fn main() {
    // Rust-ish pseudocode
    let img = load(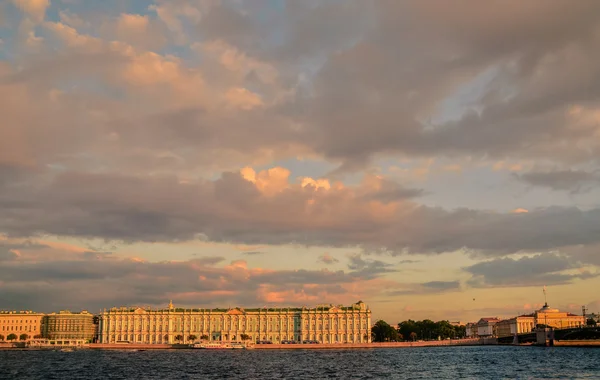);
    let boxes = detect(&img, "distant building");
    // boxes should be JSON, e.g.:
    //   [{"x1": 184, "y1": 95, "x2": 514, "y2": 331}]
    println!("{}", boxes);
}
[
  {"x1": 42, "y1": 310, "x2": 97, "y2": 342},
  {"x1": 535, "y1": 303, "x2": 584, "y2": 329},
  {"x1": 496, "y1": 315, "x2": 535, "y2": 338},
  {"x1": 475, "y1": 317, "x2": 501, "y2": 337},
  {"x1": 0, "y1": 311, "x2": 44, "y2": 340},
  {"x1": 99, "y1": 301, "x2": 372, "y2": 344},
  {"x1": 465, "y1": 322, "x2": 477, "y2": 338}
]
